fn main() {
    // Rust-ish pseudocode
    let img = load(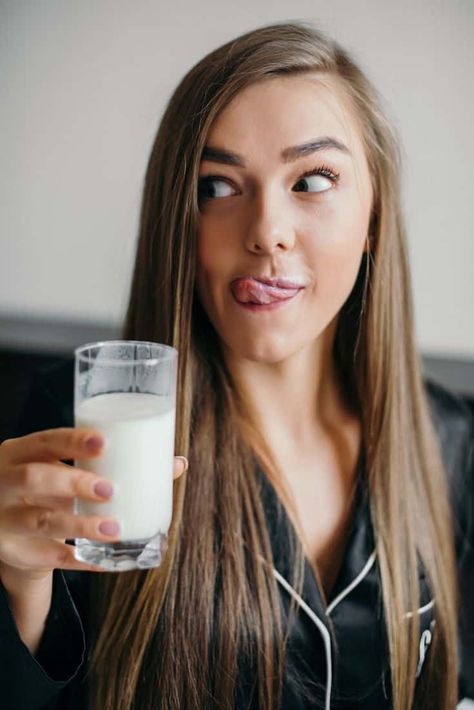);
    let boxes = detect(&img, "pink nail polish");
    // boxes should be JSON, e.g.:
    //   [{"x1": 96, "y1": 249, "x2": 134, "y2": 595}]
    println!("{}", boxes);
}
[
  {"x1": 94, "y1": 481, "x2": 114, "y2": 498},
  {"x1": 85, "y1": 436, "x2": 104, "y2": 453},
  {"x1": 98, "y1": 520, "x2": 120, "y2": 536}
]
